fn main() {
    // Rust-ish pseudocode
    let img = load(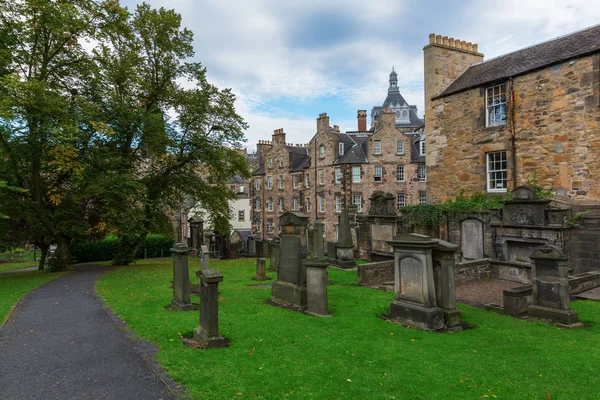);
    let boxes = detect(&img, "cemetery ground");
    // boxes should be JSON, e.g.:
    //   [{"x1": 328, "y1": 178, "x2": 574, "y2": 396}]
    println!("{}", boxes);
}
[{"x1": 95, "y1": 257, "x2": 600, "y2": 400}]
